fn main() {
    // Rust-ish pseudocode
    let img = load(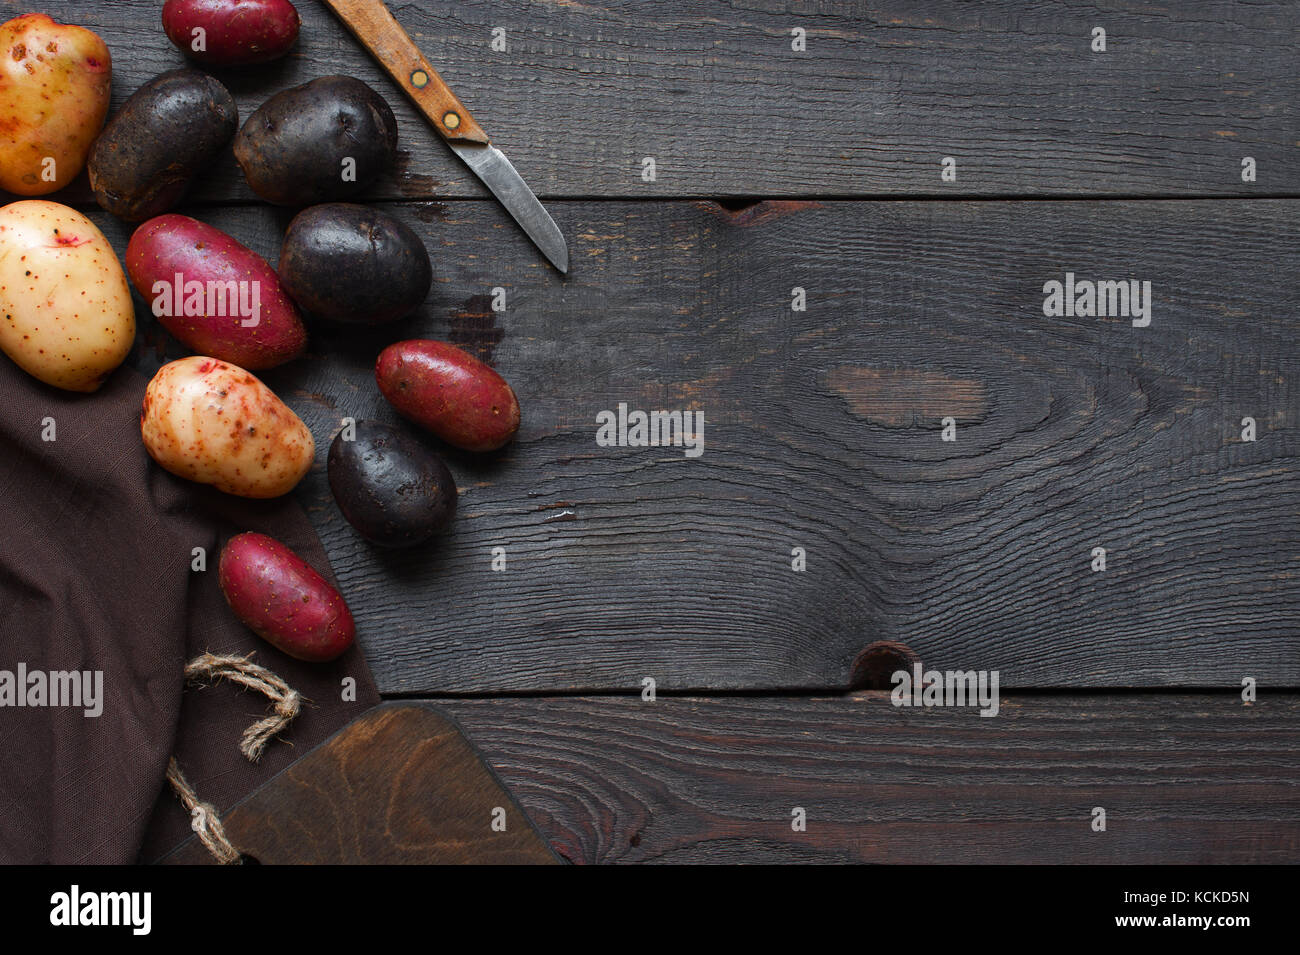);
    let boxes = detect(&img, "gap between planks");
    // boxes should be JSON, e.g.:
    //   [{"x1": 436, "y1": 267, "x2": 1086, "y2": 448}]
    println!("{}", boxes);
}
[{"x1": 378, "y1": 687, "x2": 1298, "y2": 701}]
